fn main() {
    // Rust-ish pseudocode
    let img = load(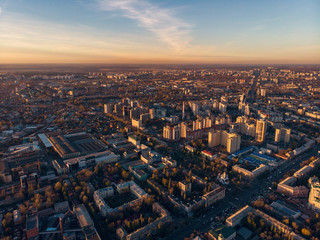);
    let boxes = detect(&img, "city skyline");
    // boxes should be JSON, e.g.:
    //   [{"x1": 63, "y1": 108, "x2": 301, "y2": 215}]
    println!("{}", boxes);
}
[{"x1": 0, "y1": 0, "x2": 319, "y2": 64}]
